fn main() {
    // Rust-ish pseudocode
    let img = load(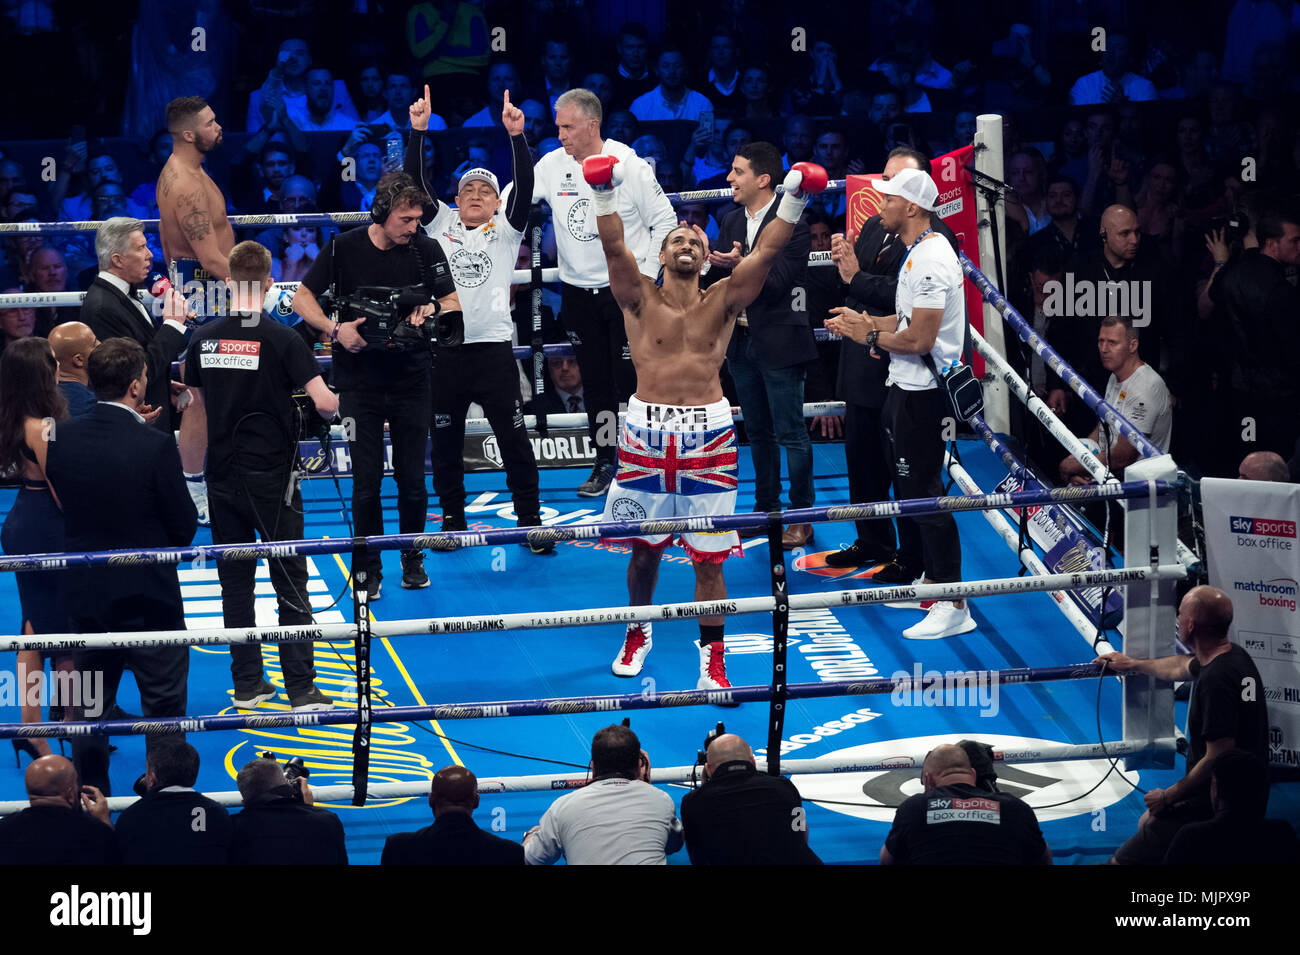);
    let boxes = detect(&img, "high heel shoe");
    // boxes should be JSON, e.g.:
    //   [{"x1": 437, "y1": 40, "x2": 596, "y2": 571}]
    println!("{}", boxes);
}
[{"x1": 11, "y1": 739, "x2": 41, "y2": 766}]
